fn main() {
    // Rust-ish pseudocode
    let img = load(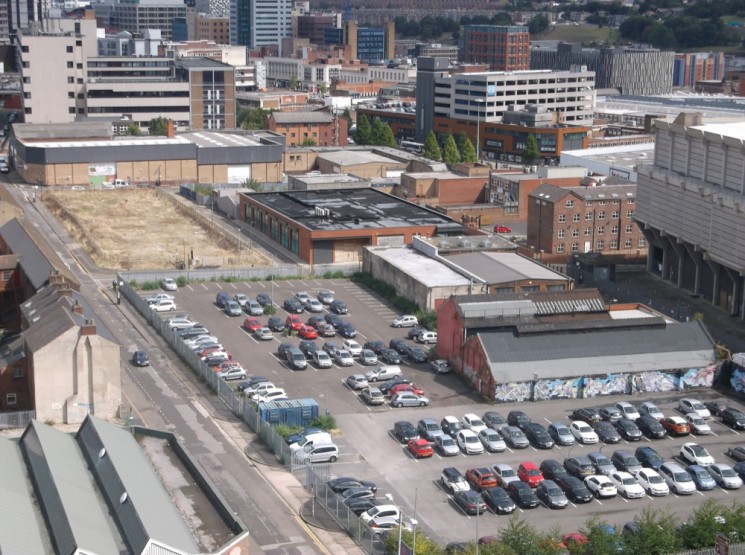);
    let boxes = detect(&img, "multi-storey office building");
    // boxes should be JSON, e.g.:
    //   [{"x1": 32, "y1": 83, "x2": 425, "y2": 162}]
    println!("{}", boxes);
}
[
  {"x1": 229, "y1": 0, "x2": 292, "y2": 49},
  {"x1": 296, "y1": 13, "x2": 341, "y2": 44},
  {"x1": 672, "y1": 52, "x2": 725, "y2": 89},
  {"x1": 112, "y1": 0, "x2": 189, "y2": 41},
  {"x1": 461, "y1": 25, "x2": 530, "y2": 71}
]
